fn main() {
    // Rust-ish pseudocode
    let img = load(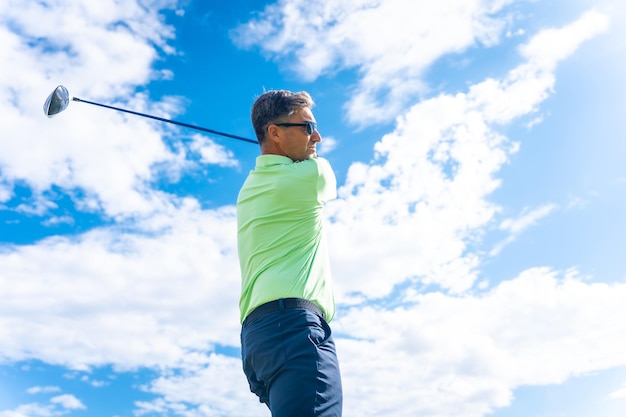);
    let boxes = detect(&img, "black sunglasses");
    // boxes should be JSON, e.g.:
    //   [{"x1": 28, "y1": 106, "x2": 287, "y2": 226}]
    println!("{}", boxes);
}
[{"x1": 274, "y1": 121, "x2": 317, "y2": 135}]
